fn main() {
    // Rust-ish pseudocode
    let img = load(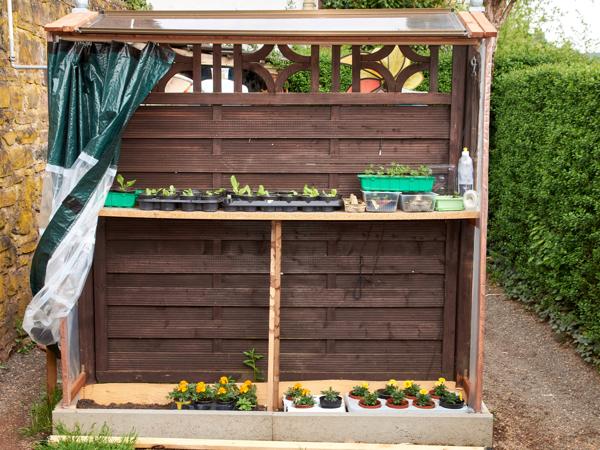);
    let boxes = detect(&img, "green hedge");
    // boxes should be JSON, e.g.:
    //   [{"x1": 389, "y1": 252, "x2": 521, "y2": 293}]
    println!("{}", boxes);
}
[{"x1": 489, "y1": 61, "x2": 600, "y2": 366}]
